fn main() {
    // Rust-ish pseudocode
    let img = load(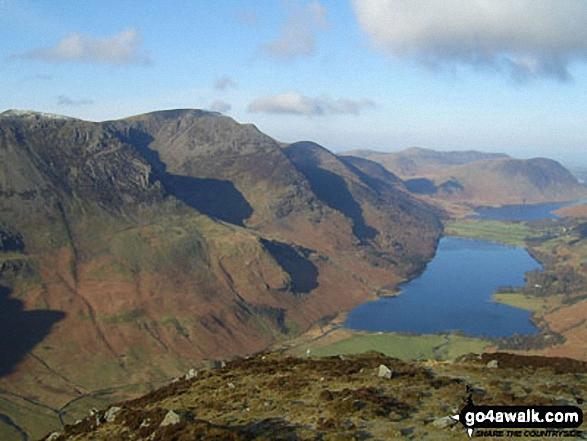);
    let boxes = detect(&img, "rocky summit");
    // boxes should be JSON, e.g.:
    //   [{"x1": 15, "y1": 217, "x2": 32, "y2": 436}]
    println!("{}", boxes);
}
[{"x1": 40, "y1": 351, "x2": 587, "y2": 440}]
